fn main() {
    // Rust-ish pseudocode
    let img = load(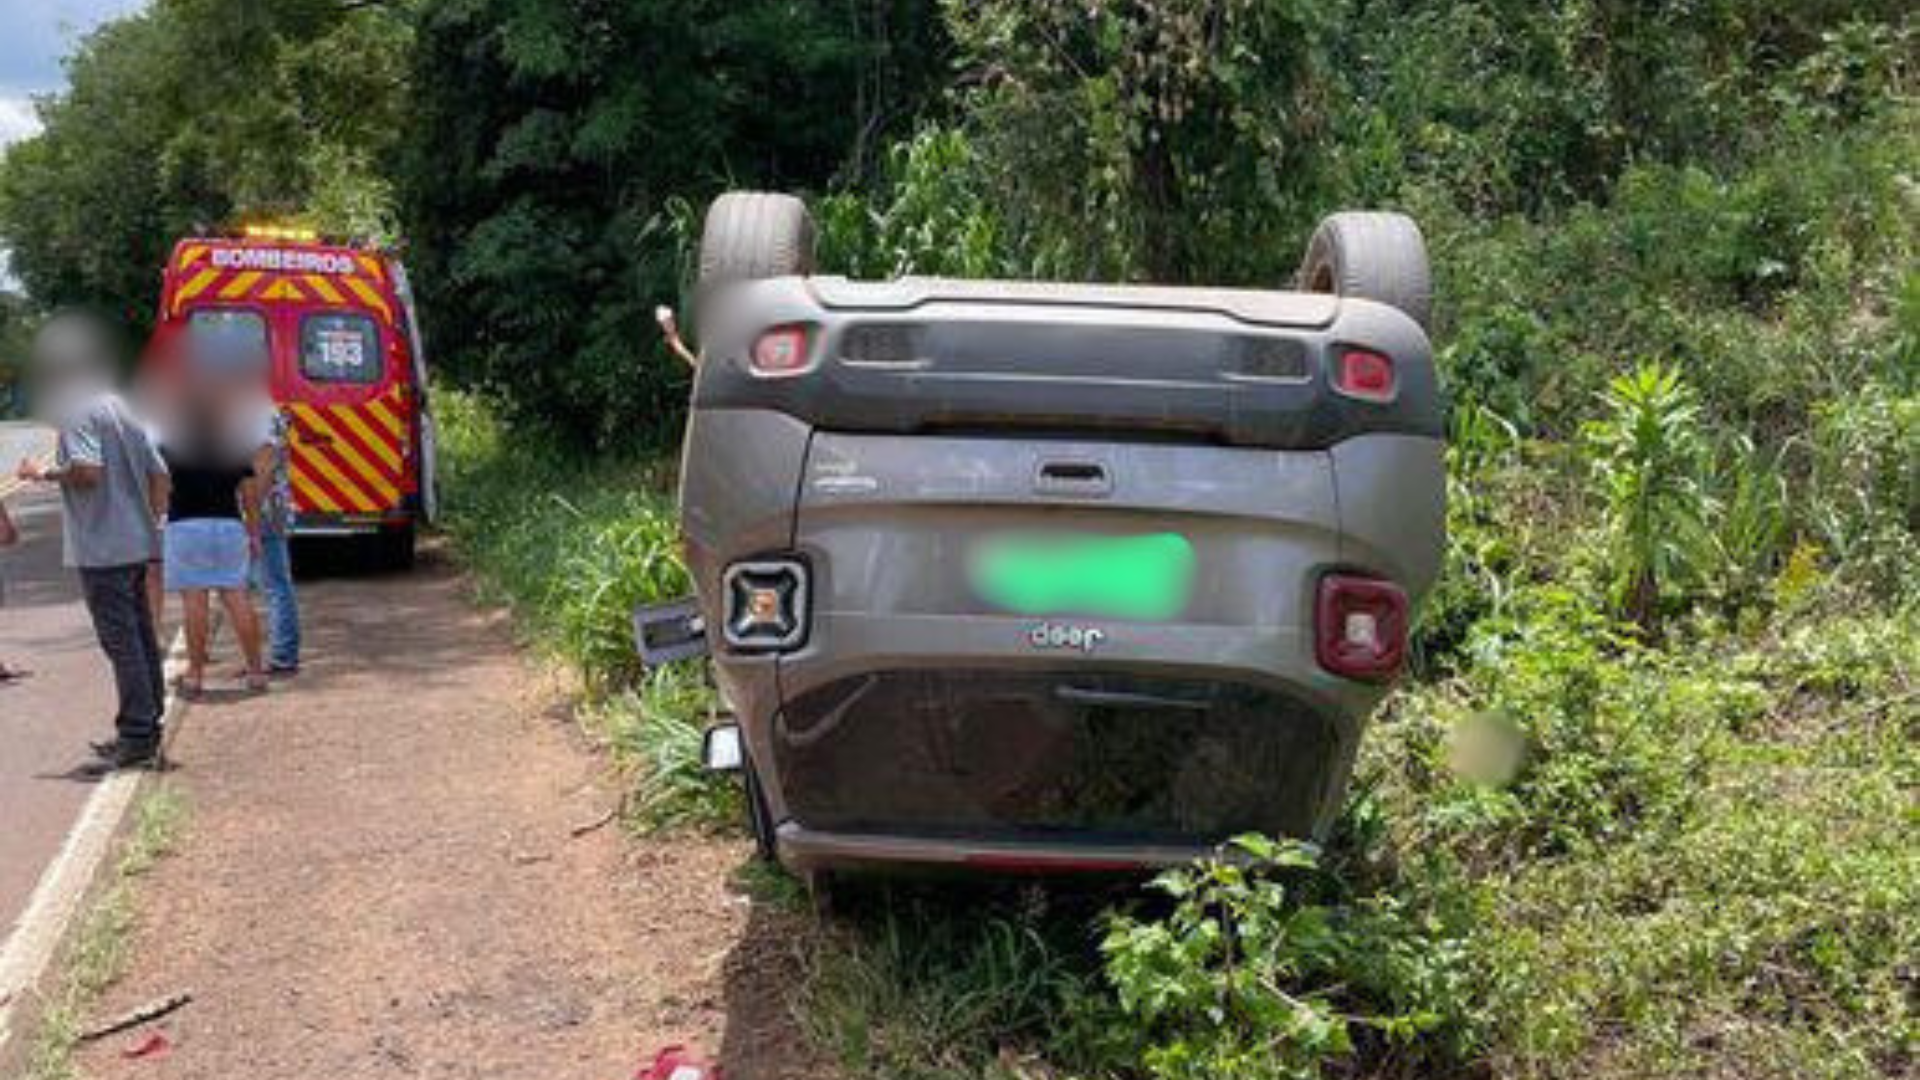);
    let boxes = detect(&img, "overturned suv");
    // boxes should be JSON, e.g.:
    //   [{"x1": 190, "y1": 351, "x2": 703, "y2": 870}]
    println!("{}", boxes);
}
[{"x1": 640, "y1": 191, "x2": 1445, "y2": 887}]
